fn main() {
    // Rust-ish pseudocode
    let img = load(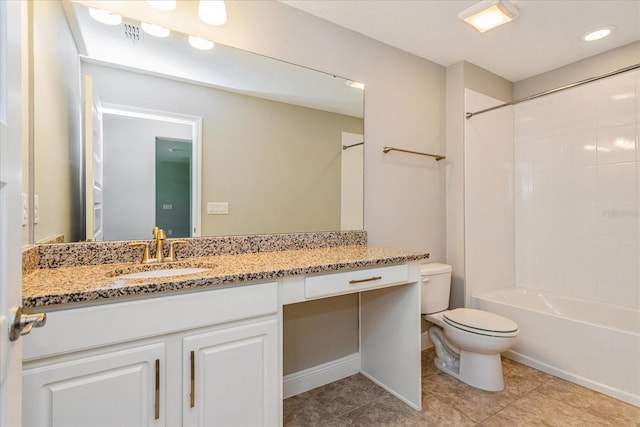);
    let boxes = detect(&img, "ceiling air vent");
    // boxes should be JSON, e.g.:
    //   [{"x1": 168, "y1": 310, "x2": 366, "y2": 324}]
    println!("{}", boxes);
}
[{"x1": 123, "y1": 23, "x2": 143, "y2": 43}]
